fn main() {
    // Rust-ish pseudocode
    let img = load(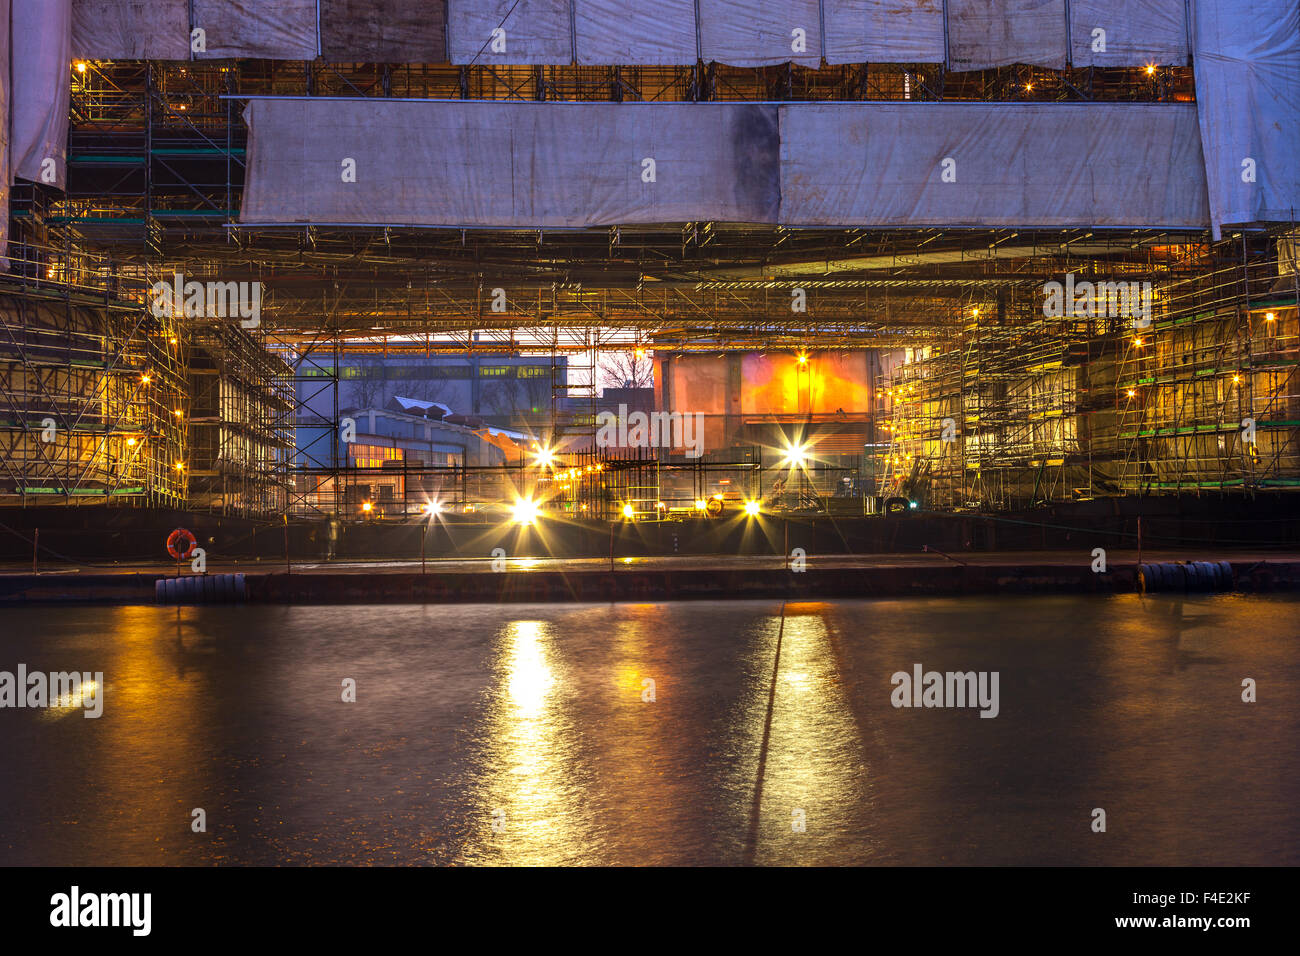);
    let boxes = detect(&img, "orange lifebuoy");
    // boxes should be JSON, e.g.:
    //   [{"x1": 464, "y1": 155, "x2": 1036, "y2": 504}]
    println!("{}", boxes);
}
[{"x1": 167, "y1": 527, "x2": 197, "y2": 561}]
